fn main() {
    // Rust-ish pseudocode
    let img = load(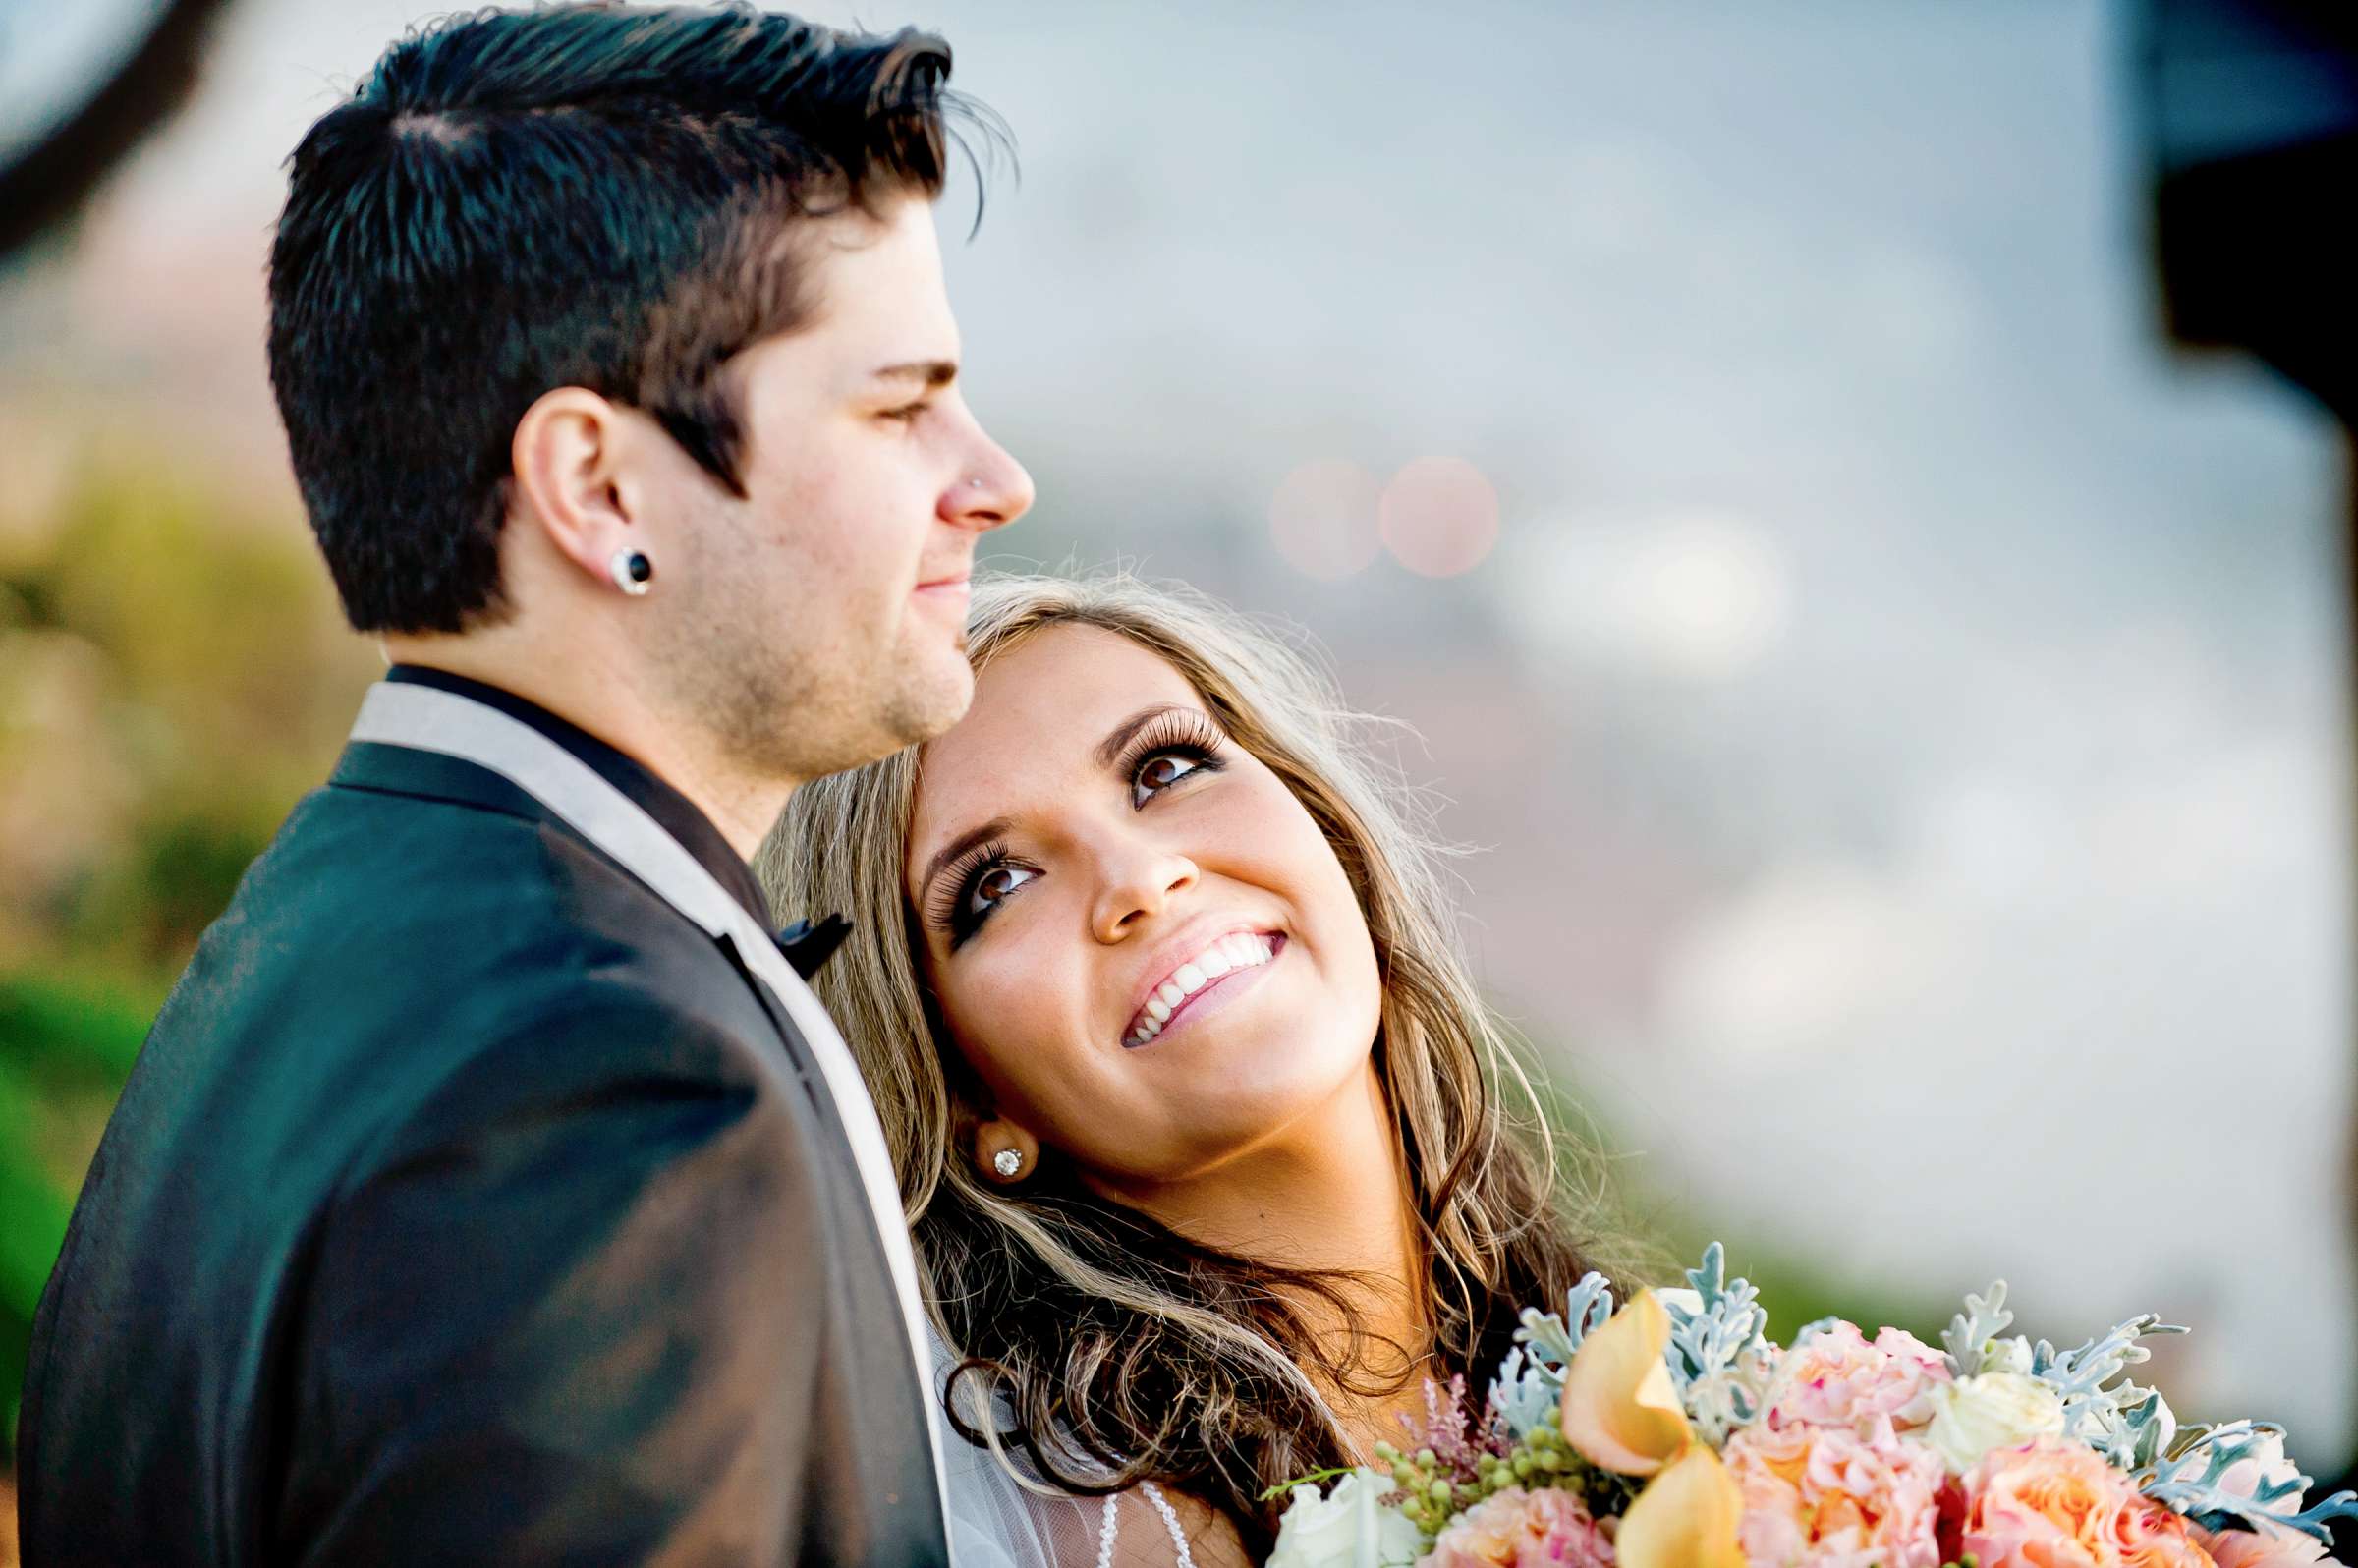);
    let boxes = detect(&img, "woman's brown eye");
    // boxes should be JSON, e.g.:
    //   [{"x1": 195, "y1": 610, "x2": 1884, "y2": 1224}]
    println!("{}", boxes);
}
[
  {"x1": 1131, "y1": 752, "x2": 1207, "y2": 809},
  {"x1": 975, "y1": 866, "x2": 1032, "y2": 907}
]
